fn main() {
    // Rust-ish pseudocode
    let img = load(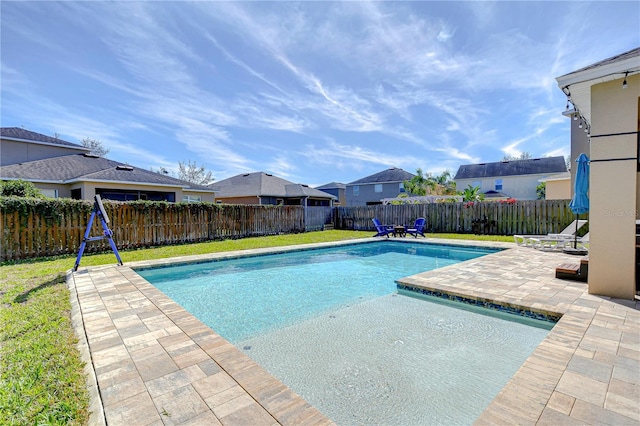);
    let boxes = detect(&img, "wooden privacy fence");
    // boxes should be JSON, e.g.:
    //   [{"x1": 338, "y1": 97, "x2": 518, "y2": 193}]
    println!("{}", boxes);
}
[
  {"x1": 335, "y1": 200, "x2": 580, "y2": 236},
  {"x1": 0, "y1": 199, "x2": 305, "y2": 261},
  {"x1": 1, "y1": 198, "x2": 581, "y2": 261},
  {"x1": 304, "y1": 206, "x2": 334, "y2": 231}
]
